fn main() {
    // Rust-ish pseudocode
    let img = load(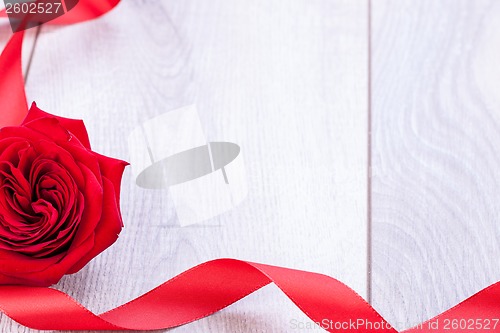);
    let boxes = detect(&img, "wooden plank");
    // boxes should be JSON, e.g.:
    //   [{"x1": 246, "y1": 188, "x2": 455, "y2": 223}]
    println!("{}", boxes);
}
[
  {"x1": 372, "y1": 0, "x2": 500, "y2": 329},
  {"x1": 15, "y1": 1, "x2": 367, "y2": 332}
]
